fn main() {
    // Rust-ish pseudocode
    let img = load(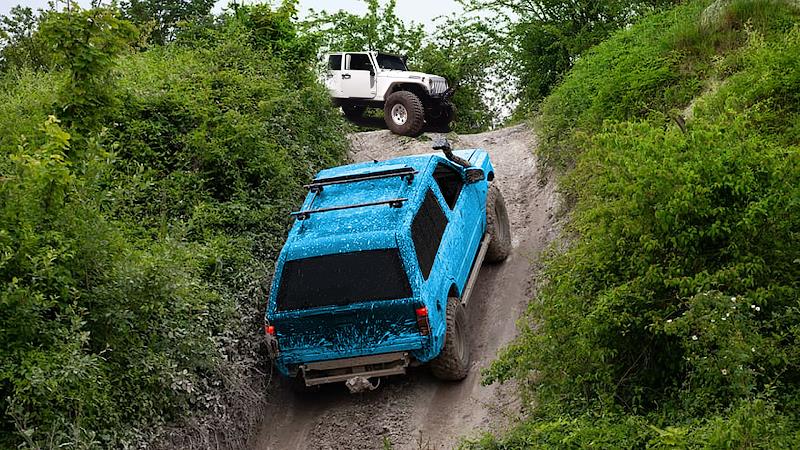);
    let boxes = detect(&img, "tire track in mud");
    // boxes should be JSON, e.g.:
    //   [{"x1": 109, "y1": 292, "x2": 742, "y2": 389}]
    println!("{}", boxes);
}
[{"x1": 250, "y1": 124, "x2": 559, "y2": 450}]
